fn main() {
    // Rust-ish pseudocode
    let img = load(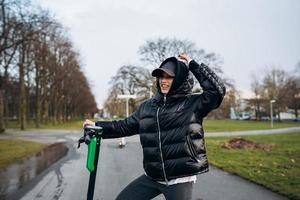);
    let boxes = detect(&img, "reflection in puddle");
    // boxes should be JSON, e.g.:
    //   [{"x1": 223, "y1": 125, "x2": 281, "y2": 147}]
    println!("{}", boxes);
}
[{"x1": 0, "y1": 142, "x2": 68, "y2": 200}]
